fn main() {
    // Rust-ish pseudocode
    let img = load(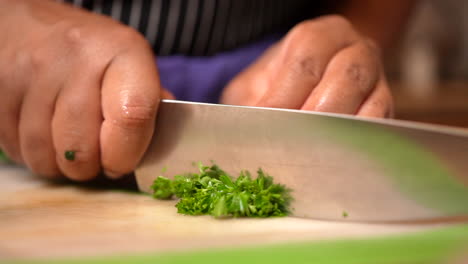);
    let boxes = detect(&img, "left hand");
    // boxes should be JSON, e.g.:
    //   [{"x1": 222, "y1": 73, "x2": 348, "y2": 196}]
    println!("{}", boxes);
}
[{"x1": 221, "y1": 15, "x2": 393, "y2": 118}]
